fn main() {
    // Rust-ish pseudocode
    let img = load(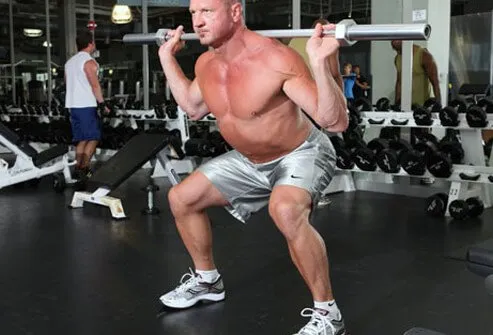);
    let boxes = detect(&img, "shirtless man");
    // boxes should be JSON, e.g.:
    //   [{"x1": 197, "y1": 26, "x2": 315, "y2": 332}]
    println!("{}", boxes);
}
[{"x1": 158, "y1": 0, "x2": 348, "y2": 334}]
